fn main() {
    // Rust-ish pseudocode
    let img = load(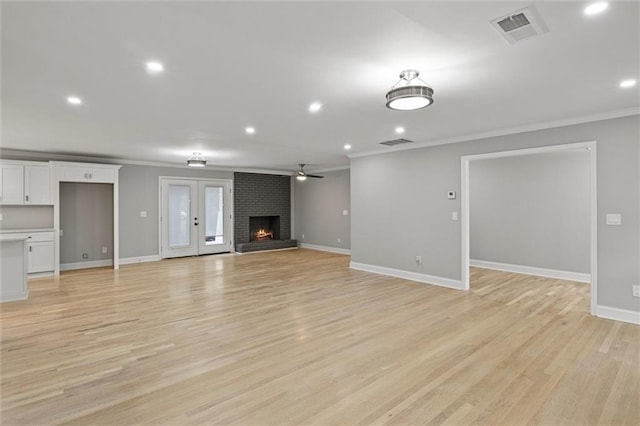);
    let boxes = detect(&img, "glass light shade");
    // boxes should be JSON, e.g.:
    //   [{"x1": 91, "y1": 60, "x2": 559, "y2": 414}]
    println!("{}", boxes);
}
[
  {"x1": 187, "y1": 152, "x2": 206, "y2": 167},
  {"x1": 296, "y1": 175, "x2": 307, "y2": 181}
]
